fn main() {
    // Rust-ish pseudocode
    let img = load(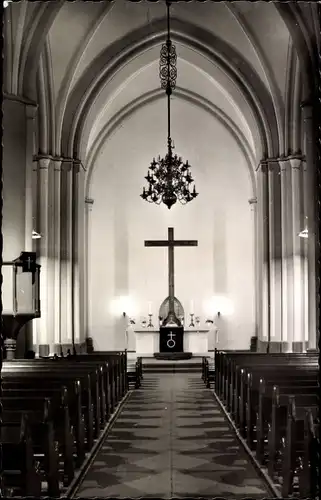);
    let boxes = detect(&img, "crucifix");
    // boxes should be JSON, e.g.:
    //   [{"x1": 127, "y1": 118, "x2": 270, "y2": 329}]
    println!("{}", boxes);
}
[{"x1": 145, "y1": 227, "x2": 198, "y2": 326}]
